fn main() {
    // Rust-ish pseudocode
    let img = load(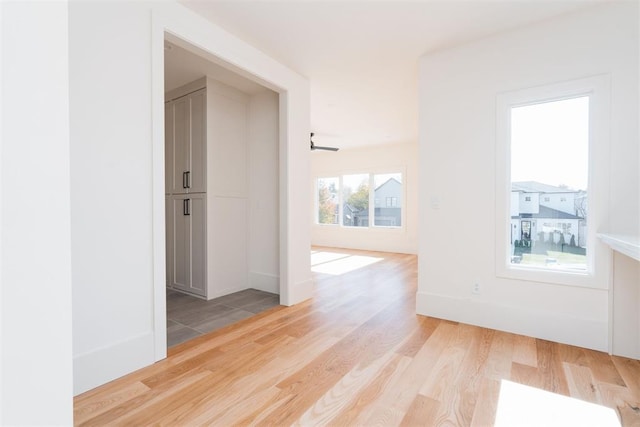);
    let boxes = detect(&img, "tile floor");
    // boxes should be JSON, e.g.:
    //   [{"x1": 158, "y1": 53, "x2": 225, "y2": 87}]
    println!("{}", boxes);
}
[{"x1": 166, "y1": 288, "x2": 280, "y2": 347}]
